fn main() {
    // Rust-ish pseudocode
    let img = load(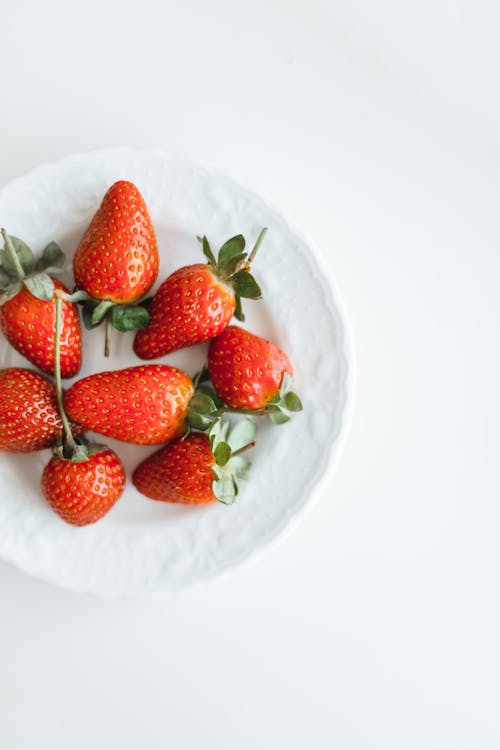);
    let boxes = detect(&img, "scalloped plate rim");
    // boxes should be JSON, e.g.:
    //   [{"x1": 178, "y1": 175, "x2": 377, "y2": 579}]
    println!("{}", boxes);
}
[{"x1": 0, "y1": 147, "x2": 355, "y2": 597}]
